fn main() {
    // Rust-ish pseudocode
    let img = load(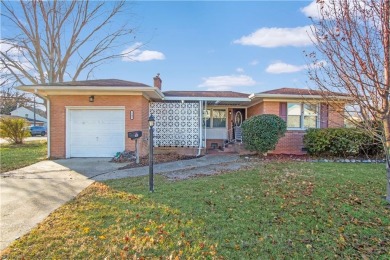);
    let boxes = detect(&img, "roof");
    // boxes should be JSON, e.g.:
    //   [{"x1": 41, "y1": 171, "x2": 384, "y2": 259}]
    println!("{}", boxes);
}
[
  {"x1": 0, "y1": 114, "x2": 43, "y2": 122},
  {"x1": 258, "y1": 87, "x2": 348, "y2": 97},
  {"x1": 17, "y1": 79, "x2": 164, "y2": 100},
  {"x1": 249, "y1": 87, "x2": 350, "y2": 101},
  {"x1": 163, "y1": 91, "x2": 249, "y2": 98},
  {"x1": 29, "y1": 79, "x2": 150, "y2": 88}
]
